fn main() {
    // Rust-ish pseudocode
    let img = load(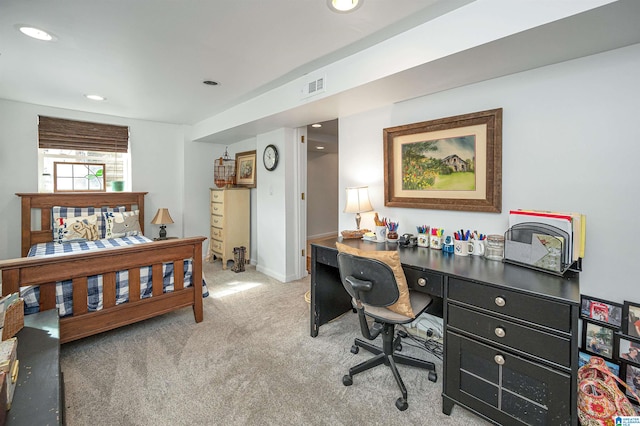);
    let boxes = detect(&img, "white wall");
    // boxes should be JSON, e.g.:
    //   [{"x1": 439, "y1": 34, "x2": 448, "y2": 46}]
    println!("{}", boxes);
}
[
  {"x1": 0, "y1": 99, "x2": 187, "y2": 260},
  {"x1": 307, "y1": 151, "x2": 338, "y2": 239},
  {"x1": 339, "y1": 43, "x2": 640, "y2": 303}
]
